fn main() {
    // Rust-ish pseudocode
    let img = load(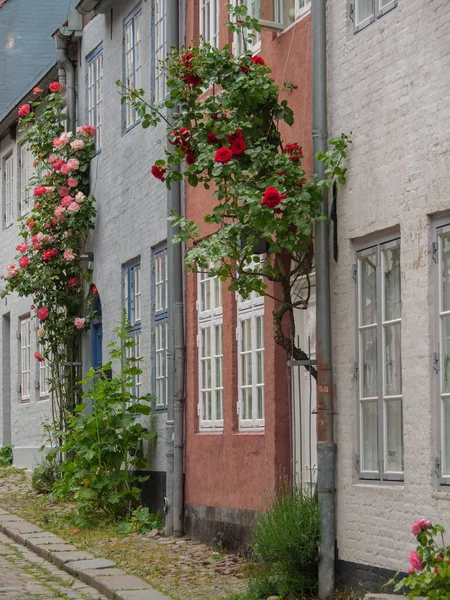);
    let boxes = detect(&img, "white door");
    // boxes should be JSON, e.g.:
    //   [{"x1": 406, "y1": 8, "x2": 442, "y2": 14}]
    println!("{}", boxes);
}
[{"x1": 291, "y1": 282, "x2": 317, "y2": 492}]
